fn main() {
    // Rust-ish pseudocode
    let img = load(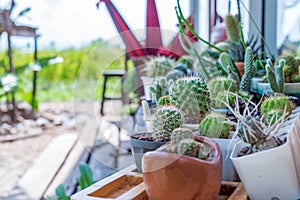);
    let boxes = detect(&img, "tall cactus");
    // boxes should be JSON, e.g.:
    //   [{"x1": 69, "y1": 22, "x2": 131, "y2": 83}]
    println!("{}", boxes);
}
[
  {"x1": 266, "y1": 59, "x2": 284, "y2": 93},
  {"x1": 239, "y1": 47, "x2": 255, "y2": 92},
  {"x1": 225, "y1": 14, "x2": 240, "y2": 43}
]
